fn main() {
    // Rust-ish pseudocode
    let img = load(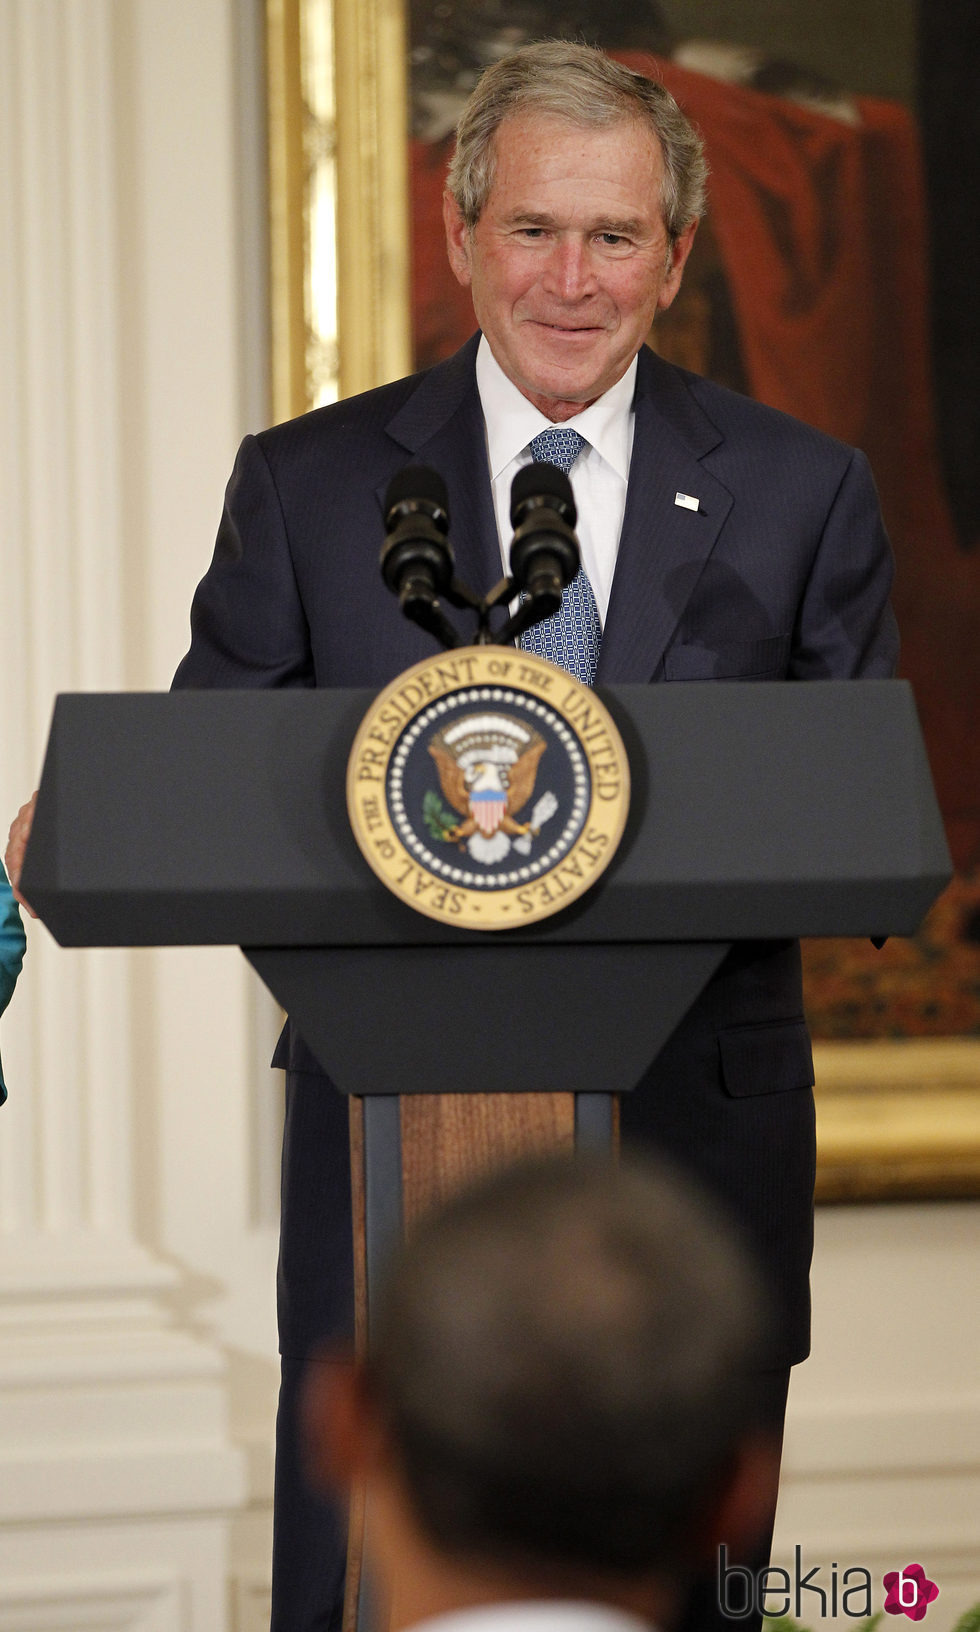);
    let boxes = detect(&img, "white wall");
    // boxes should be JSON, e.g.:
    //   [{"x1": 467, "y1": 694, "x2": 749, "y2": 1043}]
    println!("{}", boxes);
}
[{"x1": 0, "y1": 3, "x2": 977, "y2": 1628}]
